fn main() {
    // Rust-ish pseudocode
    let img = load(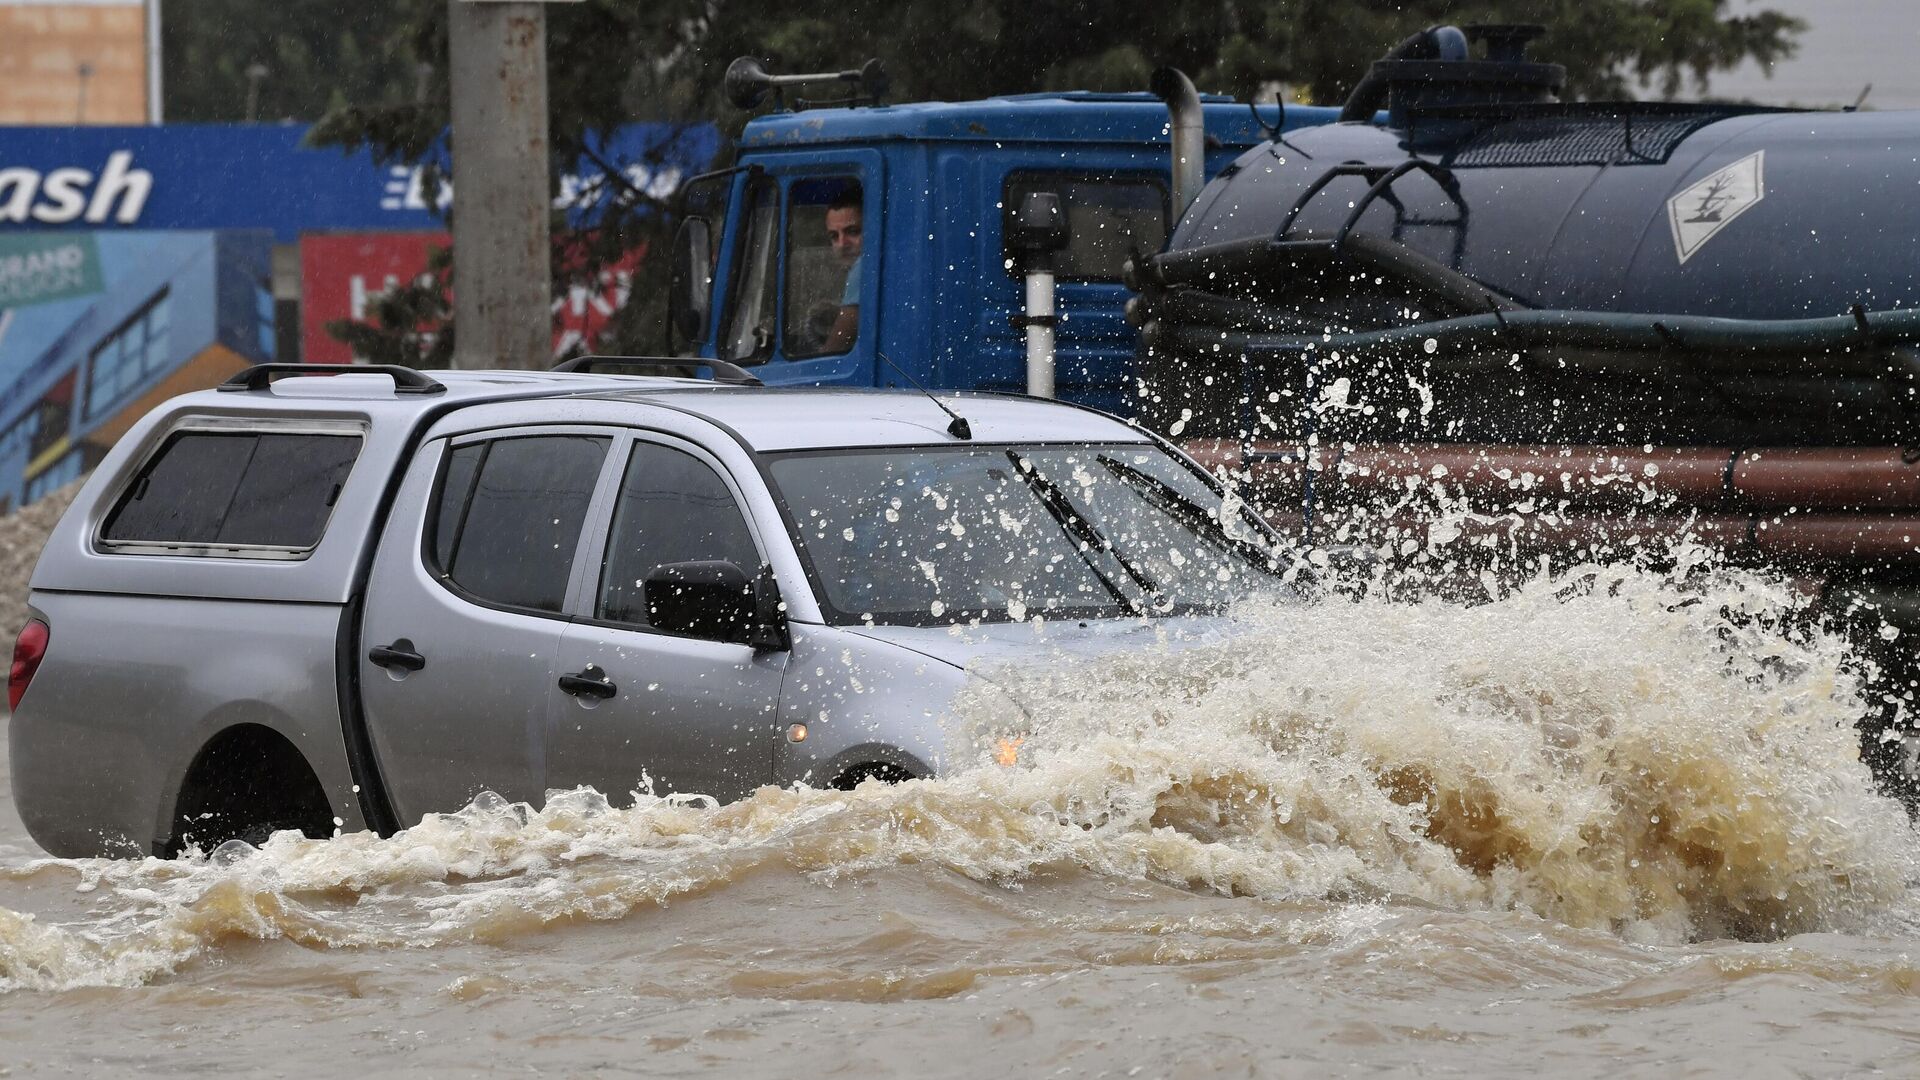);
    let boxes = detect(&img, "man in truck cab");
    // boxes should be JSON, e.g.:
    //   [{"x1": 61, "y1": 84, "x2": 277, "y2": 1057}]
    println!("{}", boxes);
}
[
  {"x1": 823, "y1": 189, "x2": 863, "y2": 352},
  {"x1": 790, "y1": 181, "x2": 863, "y2": 357}
]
